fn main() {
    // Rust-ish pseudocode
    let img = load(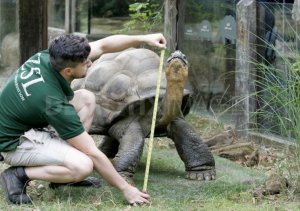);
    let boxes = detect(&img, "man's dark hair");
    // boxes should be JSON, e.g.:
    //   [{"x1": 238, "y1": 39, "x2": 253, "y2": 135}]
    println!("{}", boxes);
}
[{"x1": 49, "y1": 34, "x2": 91, "y2": 71}]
